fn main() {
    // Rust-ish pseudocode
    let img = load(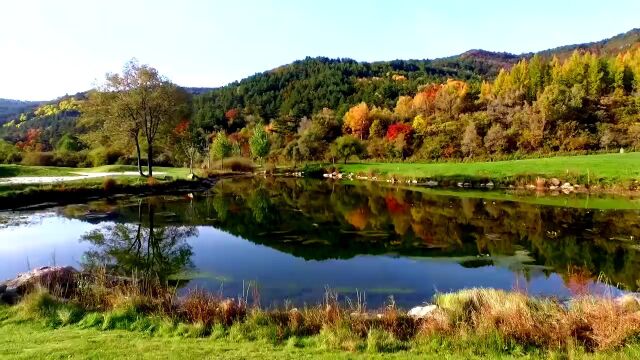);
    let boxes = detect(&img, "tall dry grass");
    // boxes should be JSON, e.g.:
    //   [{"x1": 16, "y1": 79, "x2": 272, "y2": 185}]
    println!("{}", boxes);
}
[{"x1": 9, "y1": 272, "x2": 640, "y2": 353}]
